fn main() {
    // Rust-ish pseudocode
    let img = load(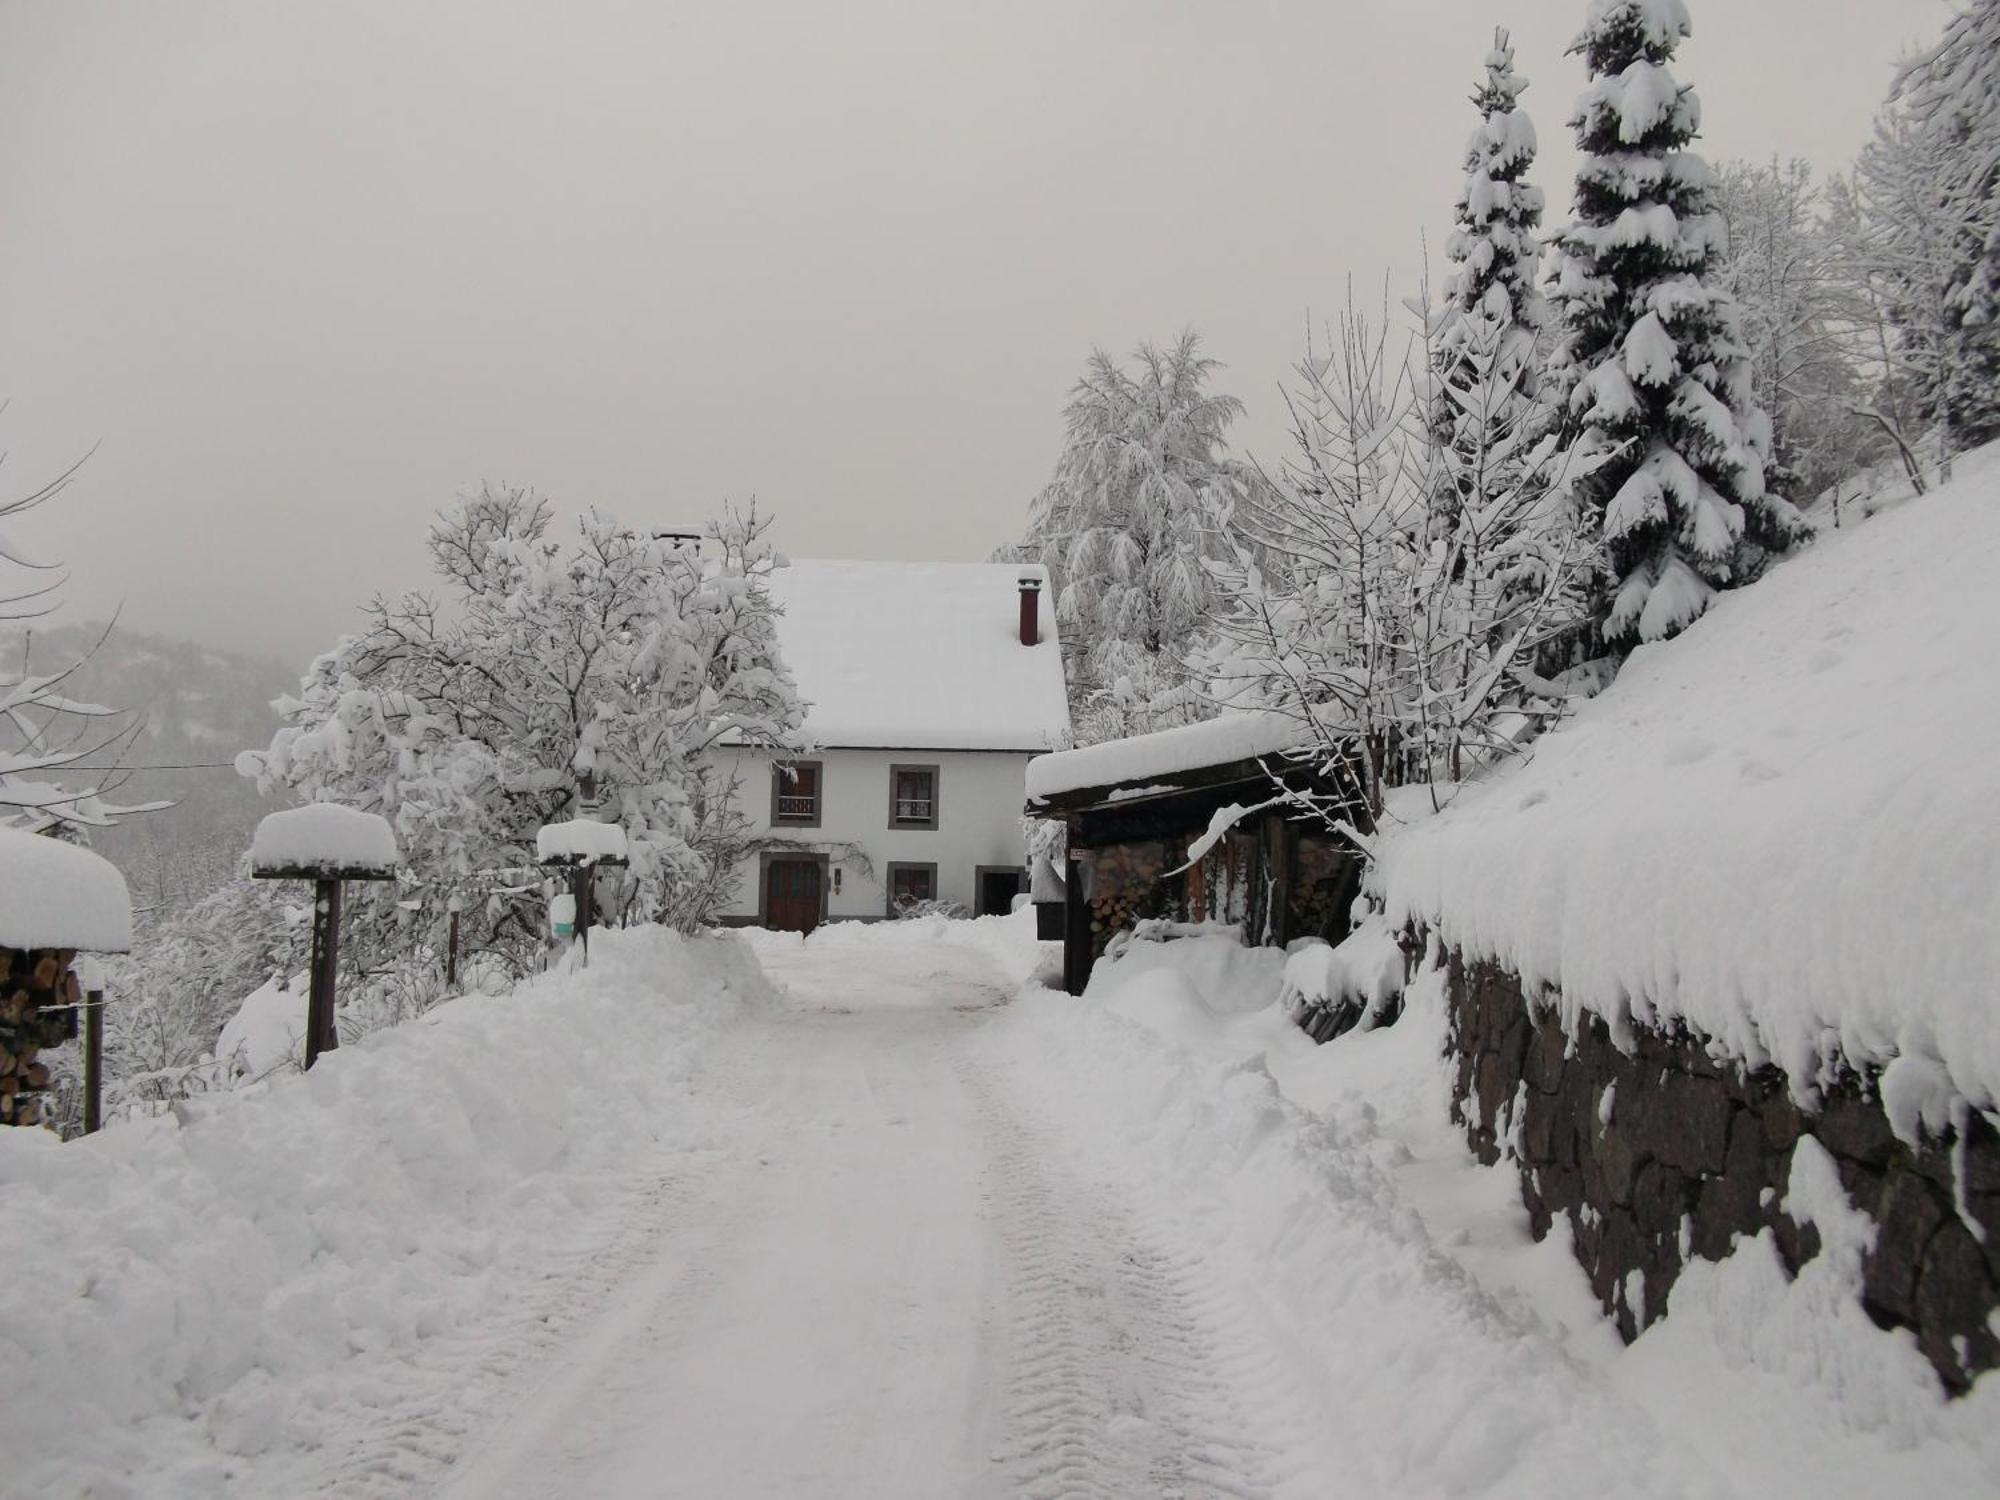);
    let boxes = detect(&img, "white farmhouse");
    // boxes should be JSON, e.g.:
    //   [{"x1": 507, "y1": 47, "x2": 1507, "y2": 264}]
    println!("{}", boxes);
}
[{"x1": 713, "y1": 560, "x2": 1070, "y2": 931}]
